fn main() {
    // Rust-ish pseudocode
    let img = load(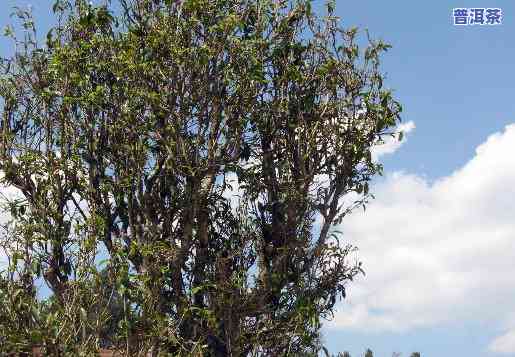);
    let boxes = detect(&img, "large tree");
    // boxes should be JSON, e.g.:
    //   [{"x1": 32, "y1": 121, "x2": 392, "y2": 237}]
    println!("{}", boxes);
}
[{"x1": 0, "y1": 0, "x2": 401, "y2": 355}]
